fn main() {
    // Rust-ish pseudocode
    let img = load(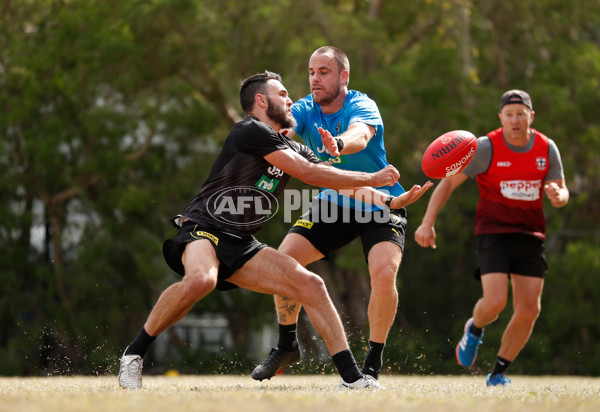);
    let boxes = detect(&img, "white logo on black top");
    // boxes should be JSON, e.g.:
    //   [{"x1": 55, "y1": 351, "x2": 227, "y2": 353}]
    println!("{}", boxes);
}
[{"x1": 207, "y1": 186, "x2": 279, "y2": 226}]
